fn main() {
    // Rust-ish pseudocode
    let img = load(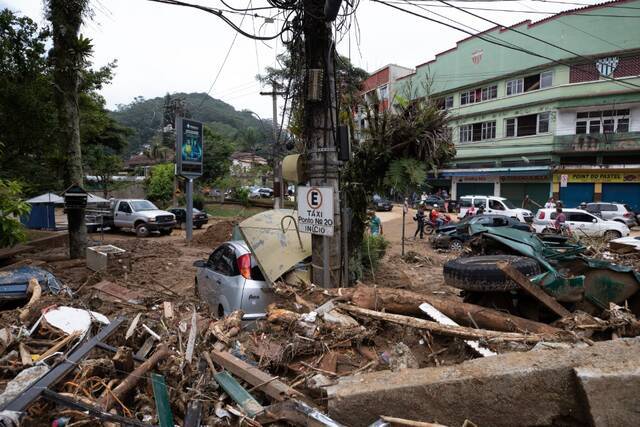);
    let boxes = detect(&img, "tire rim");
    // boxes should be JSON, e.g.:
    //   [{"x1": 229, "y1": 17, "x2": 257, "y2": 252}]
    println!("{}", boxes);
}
[
  {"x1": 138, "y1": 226, "x2": 149, "y2": 235},
  {"x1": 450, "y1": 240, "x2": 463, "y2": 252}
]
